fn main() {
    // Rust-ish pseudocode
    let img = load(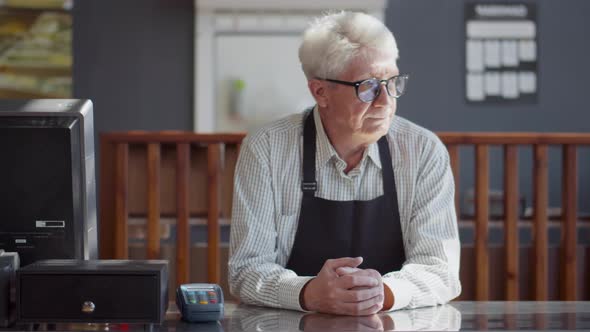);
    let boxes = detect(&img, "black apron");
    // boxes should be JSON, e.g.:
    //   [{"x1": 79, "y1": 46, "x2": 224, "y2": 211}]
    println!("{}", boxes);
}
[{"x1": 285, "y1": 111, "x2": 406, "y2": 276}]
